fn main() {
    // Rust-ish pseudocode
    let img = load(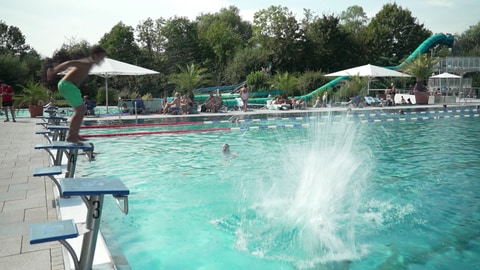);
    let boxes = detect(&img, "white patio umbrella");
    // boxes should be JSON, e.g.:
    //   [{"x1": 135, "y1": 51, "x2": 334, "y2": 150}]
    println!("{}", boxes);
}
[
  {"x1": 89, "y1": 58, "x2": 159, "y2": 113},
  {"x1": 325, "y1": 64, "x2": 411, "y2": 93},
  {"x1": 429, "y1": 72, "x2": 462, "y2": 96},
  {"x1": 430, "y1": 72, "x2": 461, "y2": 79}
]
